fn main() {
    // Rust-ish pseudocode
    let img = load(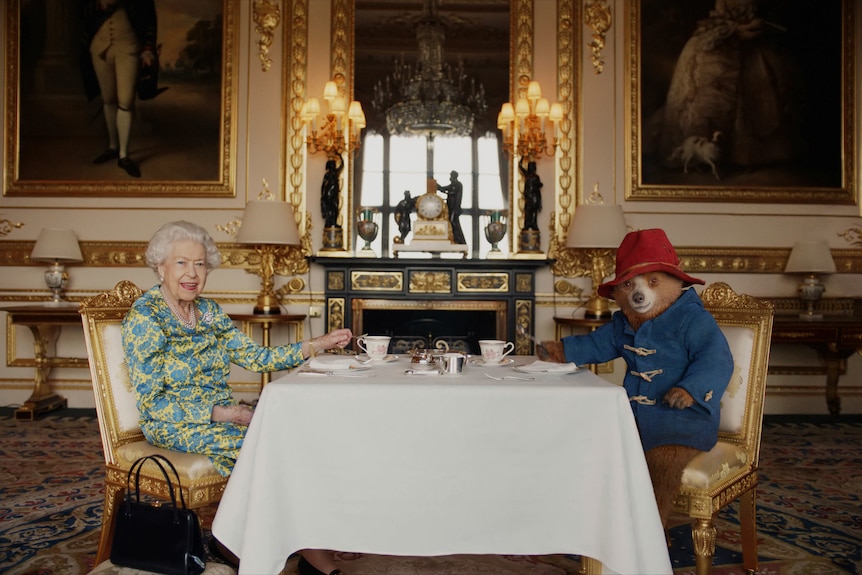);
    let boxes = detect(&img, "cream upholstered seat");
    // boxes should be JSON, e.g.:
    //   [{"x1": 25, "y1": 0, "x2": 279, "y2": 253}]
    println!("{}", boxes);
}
[
  {"x1": 672, "y1": 282, "x2": 774, "y2": 575},
  {"x1": 80, "y1": 281, "x2": 229, "y2": 565}
]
